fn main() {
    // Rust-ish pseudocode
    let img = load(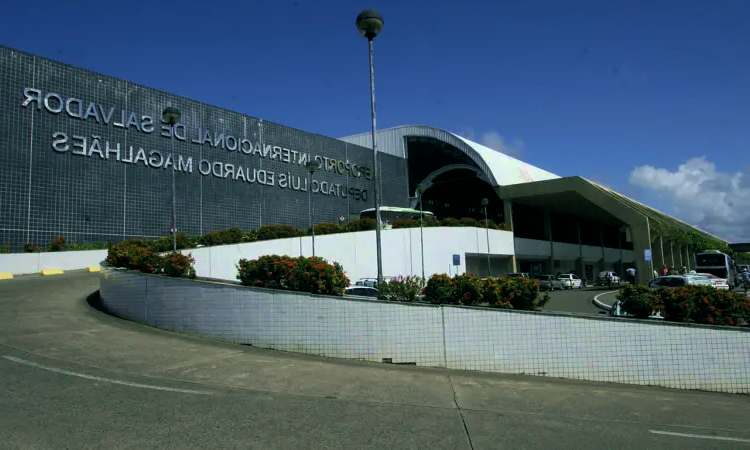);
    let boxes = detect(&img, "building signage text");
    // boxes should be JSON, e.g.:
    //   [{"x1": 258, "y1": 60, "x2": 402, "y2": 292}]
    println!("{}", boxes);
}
[{"x1": 21, "y1": 88, "x2": 372, "y2": 200}]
